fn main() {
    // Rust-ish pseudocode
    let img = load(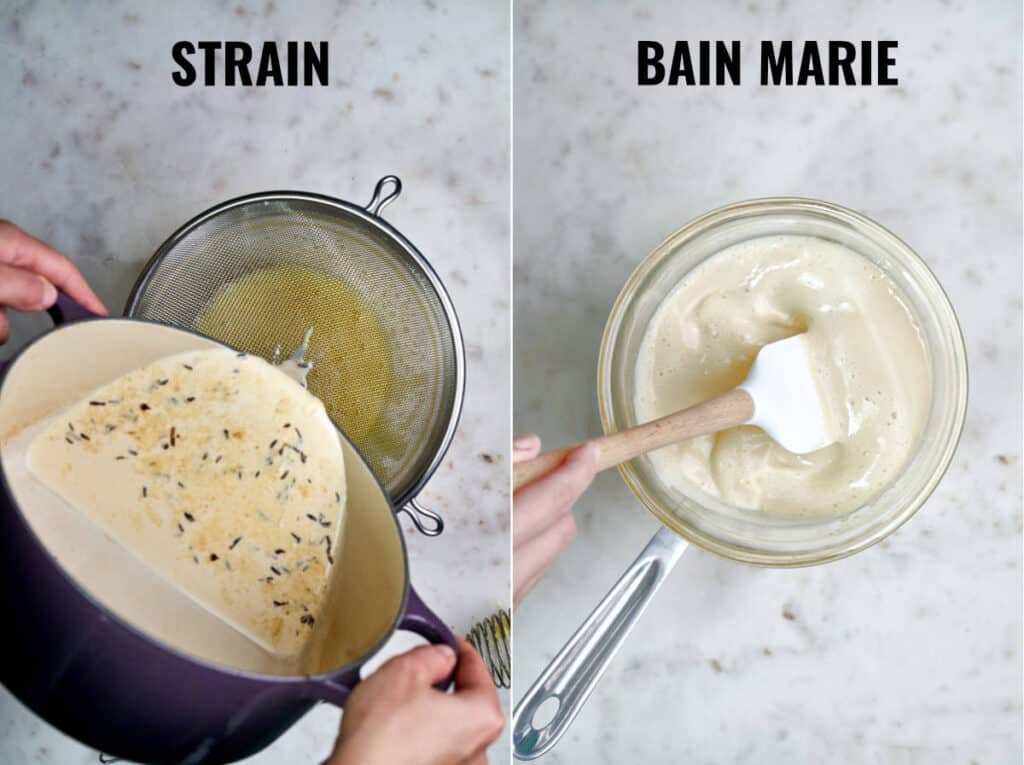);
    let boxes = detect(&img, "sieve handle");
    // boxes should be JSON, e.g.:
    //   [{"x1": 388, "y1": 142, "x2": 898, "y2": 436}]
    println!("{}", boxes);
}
[
  {"x1": 365, "y1": 175, "x2": 402, "y2": 217},
  {"x1": 400, "y1": 498, "x2": 445, "y2": 536}
]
